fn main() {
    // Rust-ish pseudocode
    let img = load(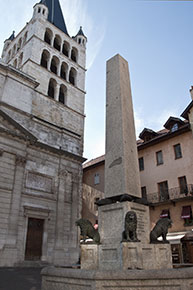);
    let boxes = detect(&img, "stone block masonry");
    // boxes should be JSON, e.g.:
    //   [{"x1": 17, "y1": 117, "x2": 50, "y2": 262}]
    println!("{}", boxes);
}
[{"x1": 105, "y1": 54, "x2": 141, "y2": 198}]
